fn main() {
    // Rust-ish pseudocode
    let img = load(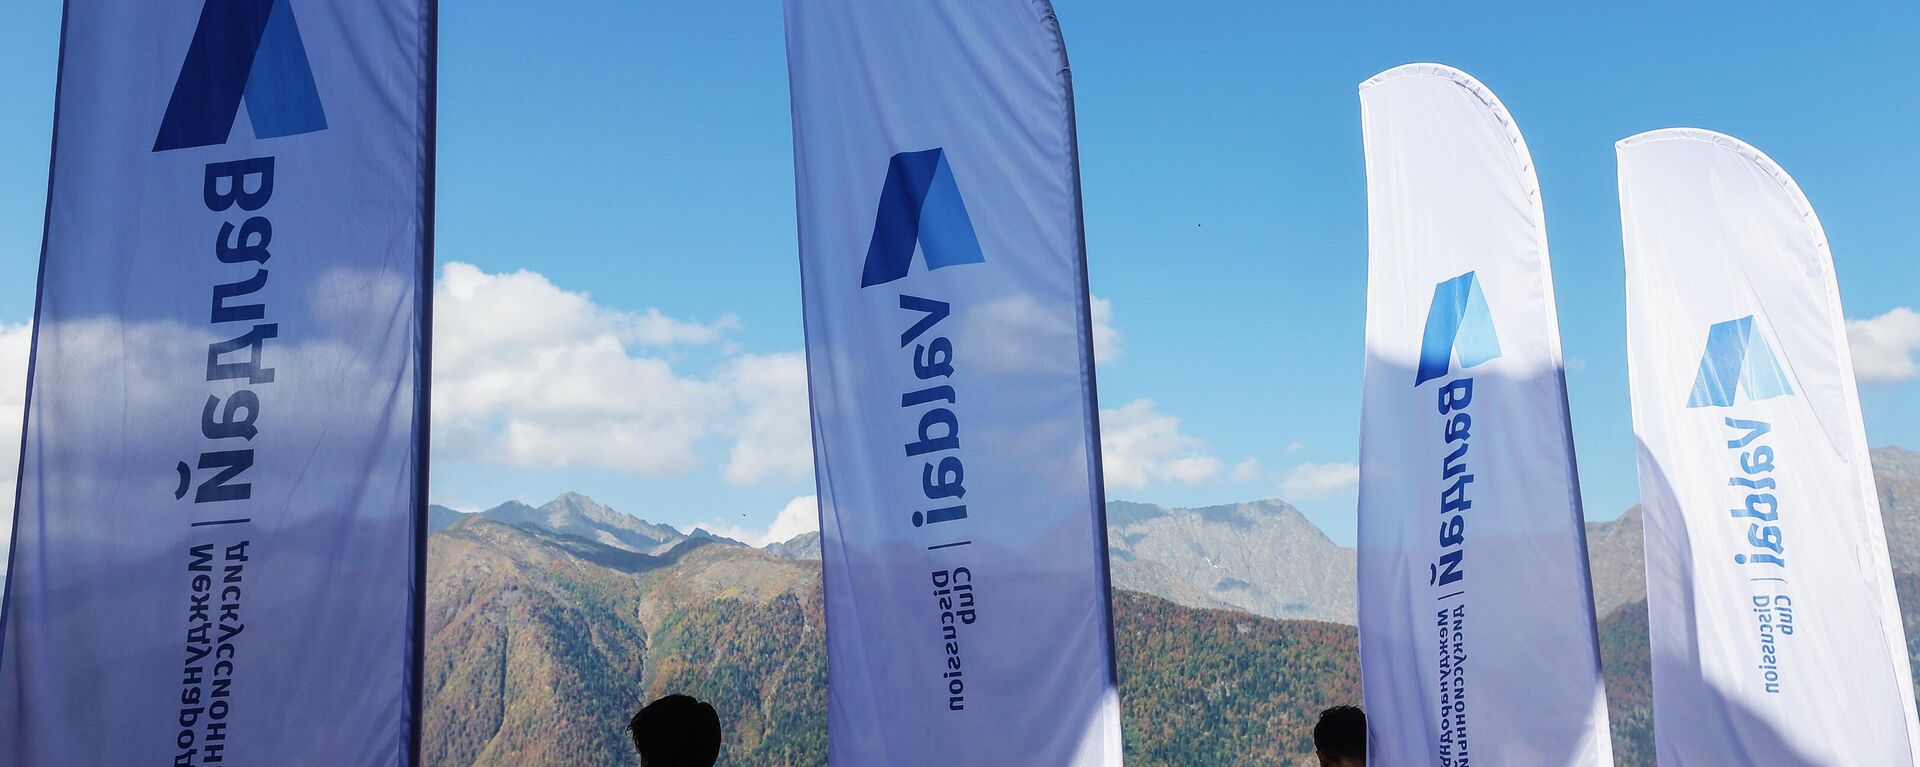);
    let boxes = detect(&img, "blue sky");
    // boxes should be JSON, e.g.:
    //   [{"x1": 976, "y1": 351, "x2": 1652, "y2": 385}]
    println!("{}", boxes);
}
[{"x1": 1, "y1": 1, "x2": 1917, "y2": 546}]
